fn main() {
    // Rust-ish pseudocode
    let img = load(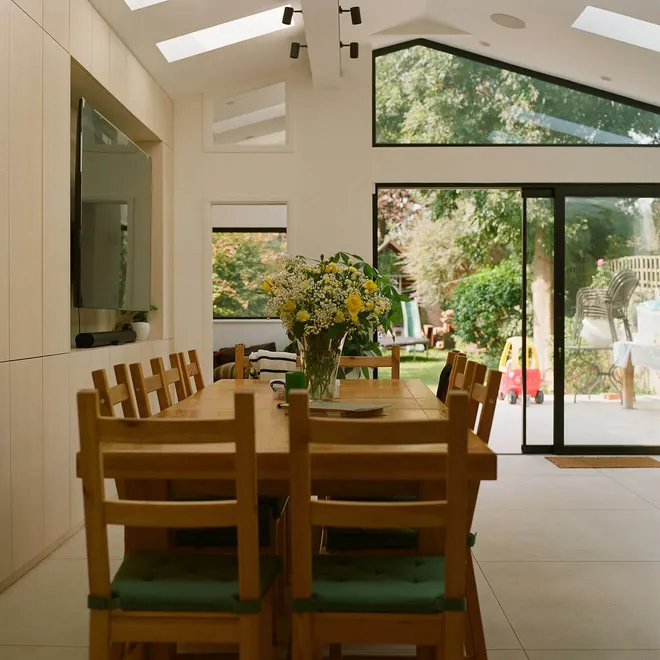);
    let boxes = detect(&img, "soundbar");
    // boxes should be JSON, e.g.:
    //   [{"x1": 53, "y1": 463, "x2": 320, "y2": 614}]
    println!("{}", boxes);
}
[{"x1": 75, "y1": 329, "x2": 137, "y2": 349}]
